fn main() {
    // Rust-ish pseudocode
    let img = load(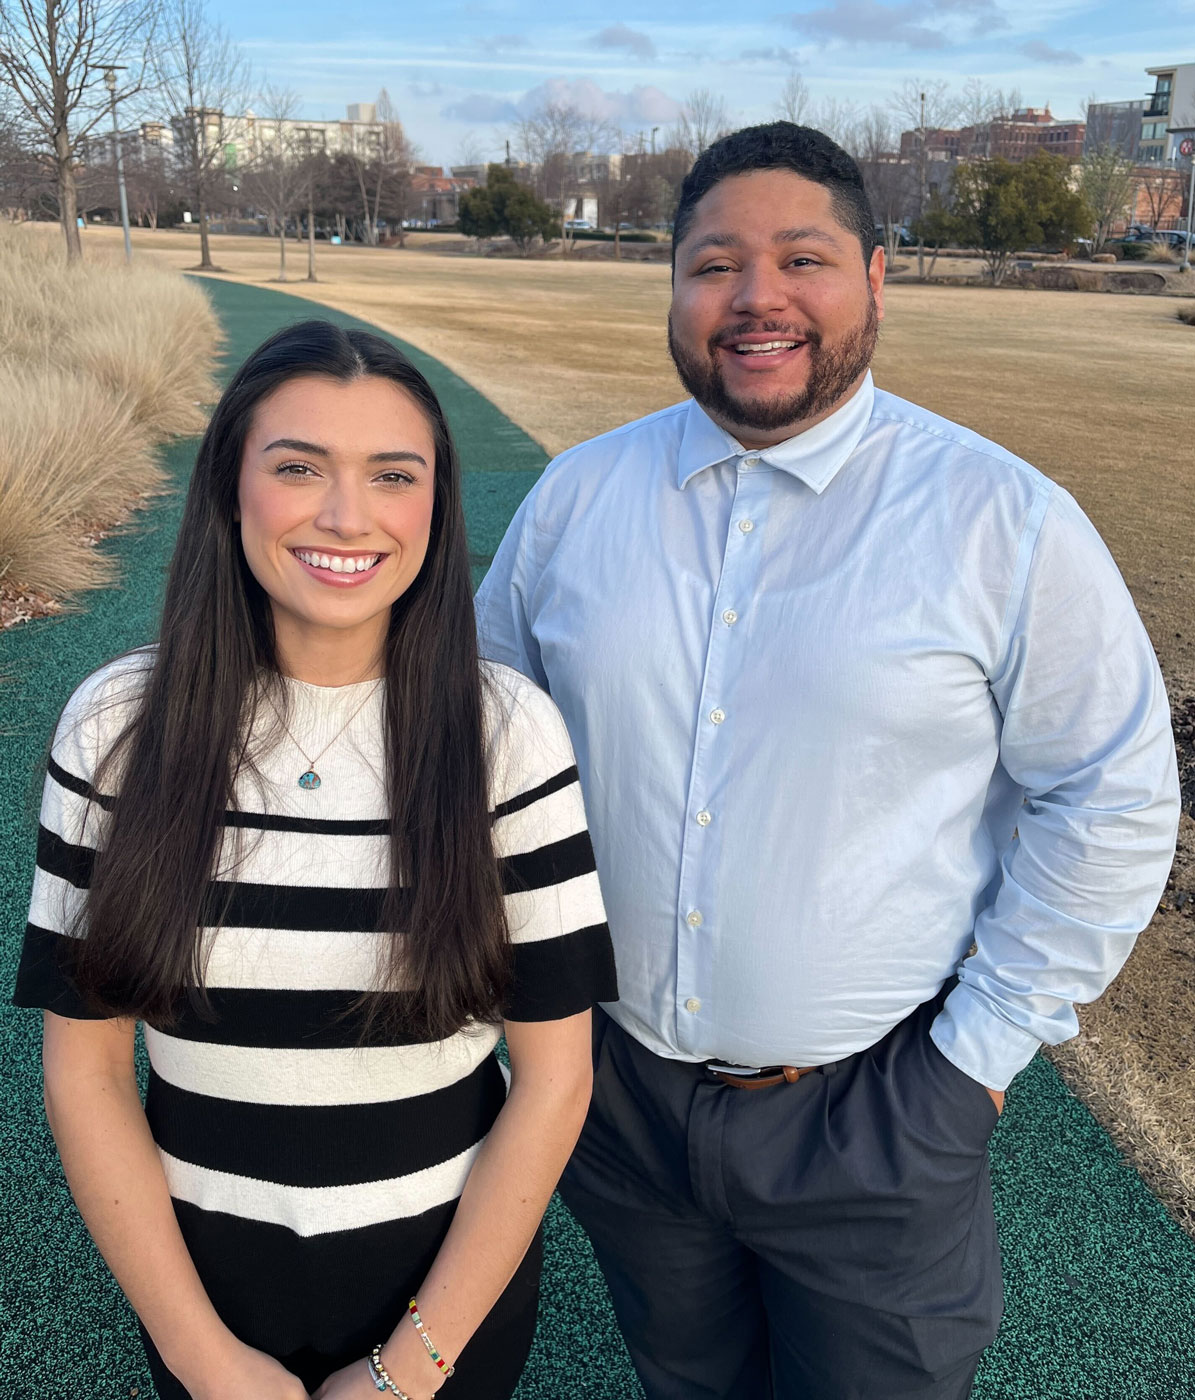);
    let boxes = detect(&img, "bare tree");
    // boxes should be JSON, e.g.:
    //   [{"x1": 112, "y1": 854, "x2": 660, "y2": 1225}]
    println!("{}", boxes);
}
[
  {"x1": 669, "y1": 88, "x2": 733, "y2": 160},
  {"x1": 514, "y1": 100, "x2": 613, "y2": 255},
  {"x1": 1136, "y1": 164, "x2": 1184, "y2": 231},
  {"x1": 853, "y1": 106, "x2": 911, "y2": 259},
  {"x1": 0, "y1": 90, "x2": 47, "y2": 215},
  {"x1": 154, "y1": 0, "x2": 252, "y2": 270},
  {"x1": 344, "y1": 87, "x2": 412, "y2": 246},
  {"x1": 0, "y1": 0, "x2": 159, "y2": 259},
  {"x1": 889, "y1": 79, "x2": 958, "y2": 278},
  {"x1": 374, "y1": 90, "x2": 416, "y2": 247},
  {"x1": 94, "y1": 134, "x2": 177, "y2": 229},
  {"x1": 956, "y1": 78, "x2": 1020, "y2": 137},
  {"x1": 808, "y1": 96, "x2": 860, "y2": 151},
  {"x1": 594, "y1": 130, "x2": 637, "y2": 256},
  {"x1": 1077, "y1": 145, "x2": 1136, "y2": 251},
  {"x1": 241, "y1": 84, "x2": 301, "y2": 280},
  {"x1": 455, "y1": 130, "x2": 484, "y2": 168},
  {"x1": 777, "y1": 67, "x2": 810, "y2": 126},
  {"x1": 293, "y1": 140, "x2": 324, "y2": 280}
]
